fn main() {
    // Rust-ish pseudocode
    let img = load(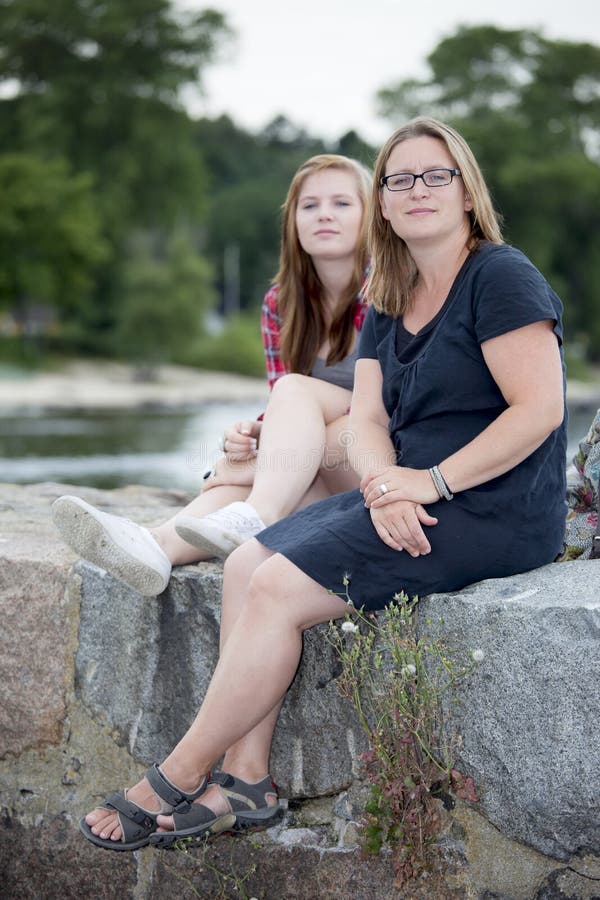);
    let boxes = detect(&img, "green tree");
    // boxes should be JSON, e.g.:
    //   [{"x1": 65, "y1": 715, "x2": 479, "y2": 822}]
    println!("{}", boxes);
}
[
  {"x1": 0, "y1": 153, "x2": 108, "y2": 333},
  {"x1": 114, "y1": 227, "x2": 215, "y2": 366},
  {"x1": 0, "y1": 0, "x2": 230, "y2": 357},
  {"x1": 375, "y1": 25, "x2": 600, "y2": 359}
]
